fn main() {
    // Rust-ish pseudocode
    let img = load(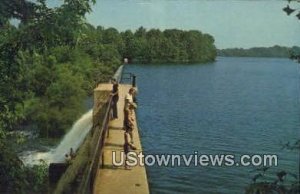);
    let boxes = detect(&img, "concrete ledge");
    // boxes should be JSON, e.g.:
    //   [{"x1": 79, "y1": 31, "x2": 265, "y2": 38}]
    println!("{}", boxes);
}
[{"x1": 93, "y1": 84, "x2": 149, "y2": 194}]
